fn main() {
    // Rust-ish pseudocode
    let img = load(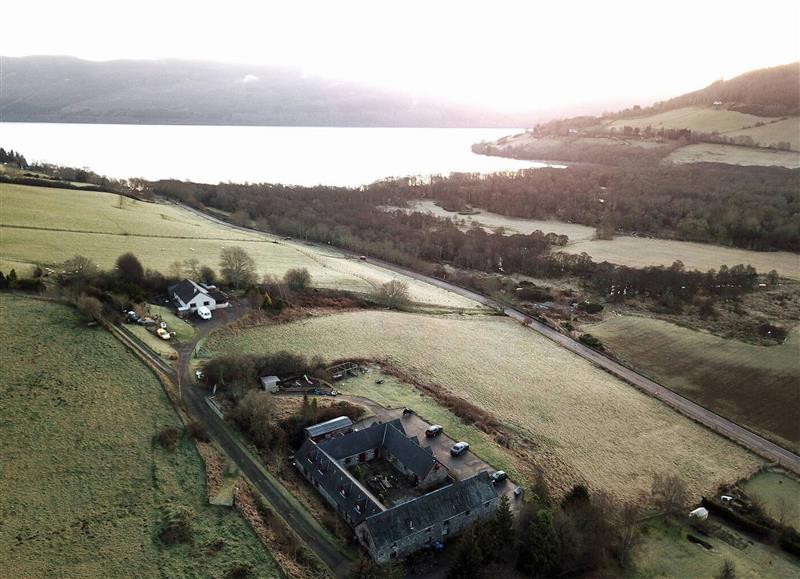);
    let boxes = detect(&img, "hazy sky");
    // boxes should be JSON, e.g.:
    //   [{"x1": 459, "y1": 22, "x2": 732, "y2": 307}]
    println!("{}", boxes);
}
[{"x1": 2, "y1": 0, "x2": 798, "y2": 113}]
